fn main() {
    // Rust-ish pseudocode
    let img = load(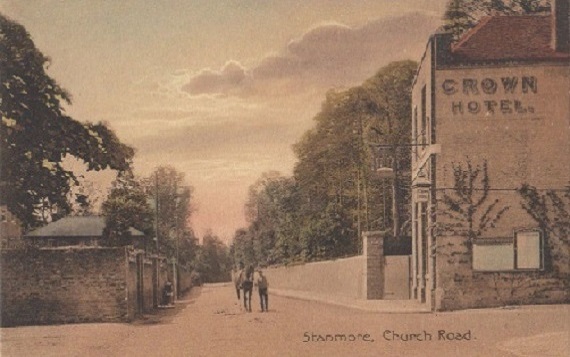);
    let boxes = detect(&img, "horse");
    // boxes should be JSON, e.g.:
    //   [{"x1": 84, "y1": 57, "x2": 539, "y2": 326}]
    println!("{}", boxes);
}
[{"x1": 241, "y1": 265, "x2": 254, "y2": 312}]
